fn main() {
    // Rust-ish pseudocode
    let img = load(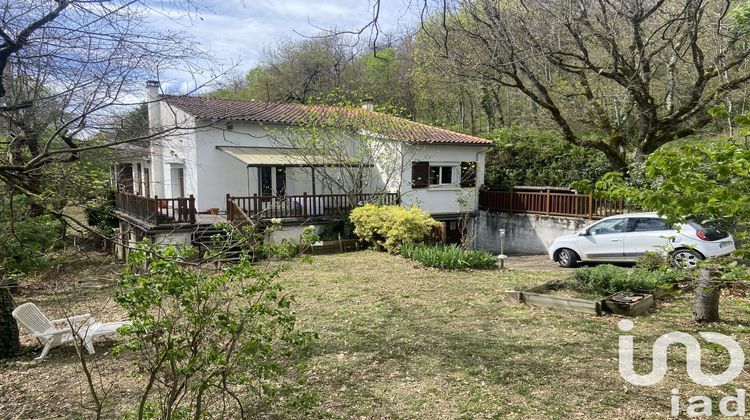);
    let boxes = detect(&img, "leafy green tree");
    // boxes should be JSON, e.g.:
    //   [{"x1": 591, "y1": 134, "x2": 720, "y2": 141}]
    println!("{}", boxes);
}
[
  {"x1": 596, "y1": 143, "x2": 750, "y2": 322},
  {"x1": 485, "y1": 126, "x2": 611, "y2": 188},
  {"x1": 414, "y1": 0, "x2": 750, "y2": 169},
  {"x1": 114, "y1": 243, "x2": 314, "y2": 419}
]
